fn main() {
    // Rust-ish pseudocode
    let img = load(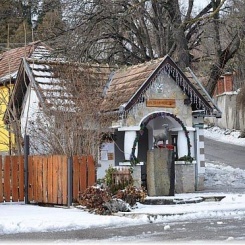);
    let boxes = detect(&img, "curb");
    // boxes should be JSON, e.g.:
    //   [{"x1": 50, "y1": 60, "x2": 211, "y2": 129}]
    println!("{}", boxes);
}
[
  {"x1": 141, "y1": 195, "x2": 226, "y2": 205},
  {"x1": 114, "y1": 207, "x2": 245, "y2": 220}
]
